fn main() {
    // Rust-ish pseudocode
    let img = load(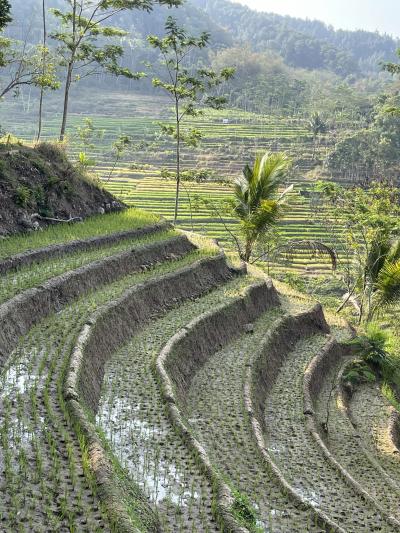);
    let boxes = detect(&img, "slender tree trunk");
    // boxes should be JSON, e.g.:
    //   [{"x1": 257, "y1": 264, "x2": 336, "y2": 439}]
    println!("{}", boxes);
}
[
  {"x1": 59, "y1": 0, "x2": 76, "y2": 142},
  {"x1": 60, "y1": 62, "x2": 73, "y2": 142},
  {"x1": 36, "y1": 0, "x2": 46, "y2": 143},
  {"x1": 244, "y1": 239, "x2": 252, "y2": 263},
  {"x1": 173, "y1": 98, "x2": 180, "y2": 225},
  {"x1": 37, "y1": 89, "x2": 44, "y2": 143}
]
